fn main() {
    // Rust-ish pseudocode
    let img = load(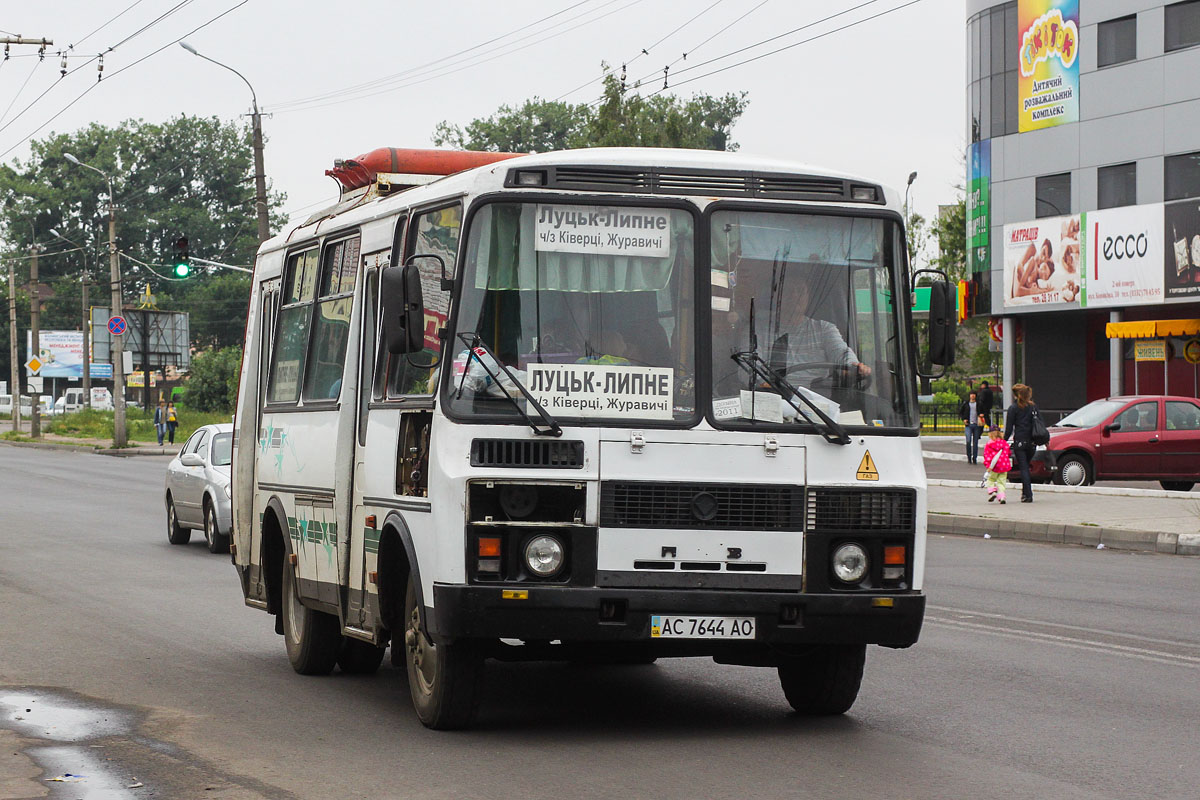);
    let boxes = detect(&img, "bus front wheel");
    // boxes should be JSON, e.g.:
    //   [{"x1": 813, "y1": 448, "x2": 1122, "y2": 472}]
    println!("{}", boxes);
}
[
  {"x1": 404, "y1": 576, "x2": 484, "y2": 729},
  {"x1": 281, "y1": 561, "x2": 341, "y2": 675},
  {"x1": 778, "y1": 643, "x2": 866, "y2": 715}
]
